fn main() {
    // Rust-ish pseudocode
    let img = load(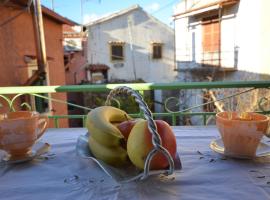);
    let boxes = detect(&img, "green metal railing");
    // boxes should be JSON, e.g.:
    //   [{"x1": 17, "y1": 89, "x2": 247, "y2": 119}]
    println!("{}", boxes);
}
[
  {"x1": 0, "y1": 80, "x2": 269, "y2": 127},
  {"x1": 1, "y1": 80, "x2": 270, "y2": 94}
]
